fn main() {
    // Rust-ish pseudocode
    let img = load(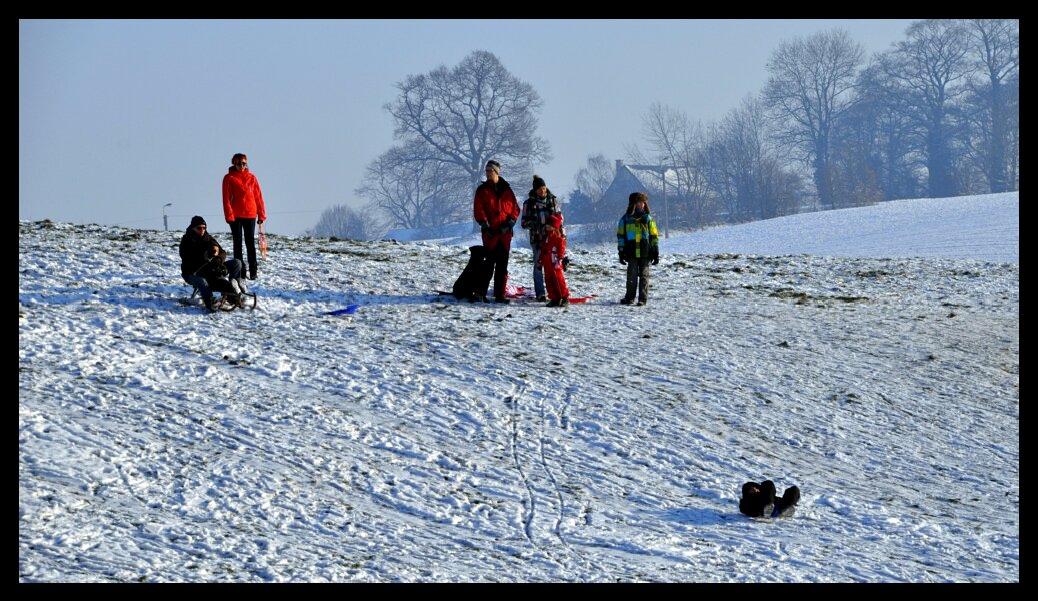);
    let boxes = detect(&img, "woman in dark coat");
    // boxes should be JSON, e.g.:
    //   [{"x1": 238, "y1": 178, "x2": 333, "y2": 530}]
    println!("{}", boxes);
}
[{"x1": 520, "y1": 175, "x2": 561, "y2": 302}]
